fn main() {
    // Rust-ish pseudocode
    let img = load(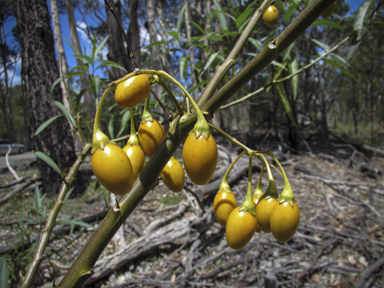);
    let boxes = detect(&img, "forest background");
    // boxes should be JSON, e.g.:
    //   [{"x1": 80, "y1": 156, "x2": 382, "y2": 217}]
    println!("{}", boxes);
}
[{"x1": 0, "y1": 0, "x2": 384, "y2": 287}]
